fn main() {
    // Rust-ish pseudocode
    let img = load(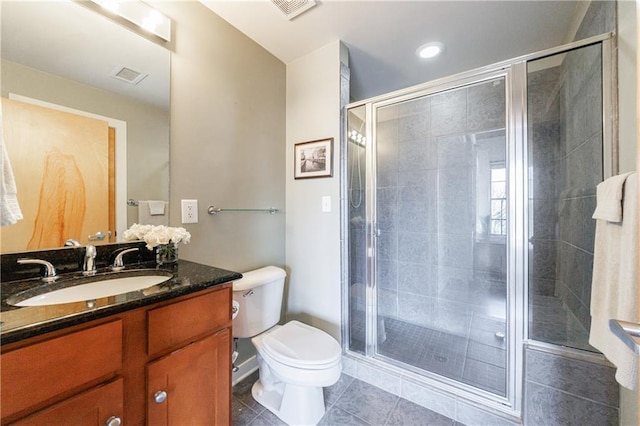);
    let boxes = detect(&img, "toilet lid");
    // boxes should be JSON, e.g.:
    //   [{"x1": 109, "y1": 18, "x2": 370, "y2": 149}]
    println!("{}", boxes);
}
[{"x1": 262, "y1": 321, "x2": 341, "y2": 367}]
